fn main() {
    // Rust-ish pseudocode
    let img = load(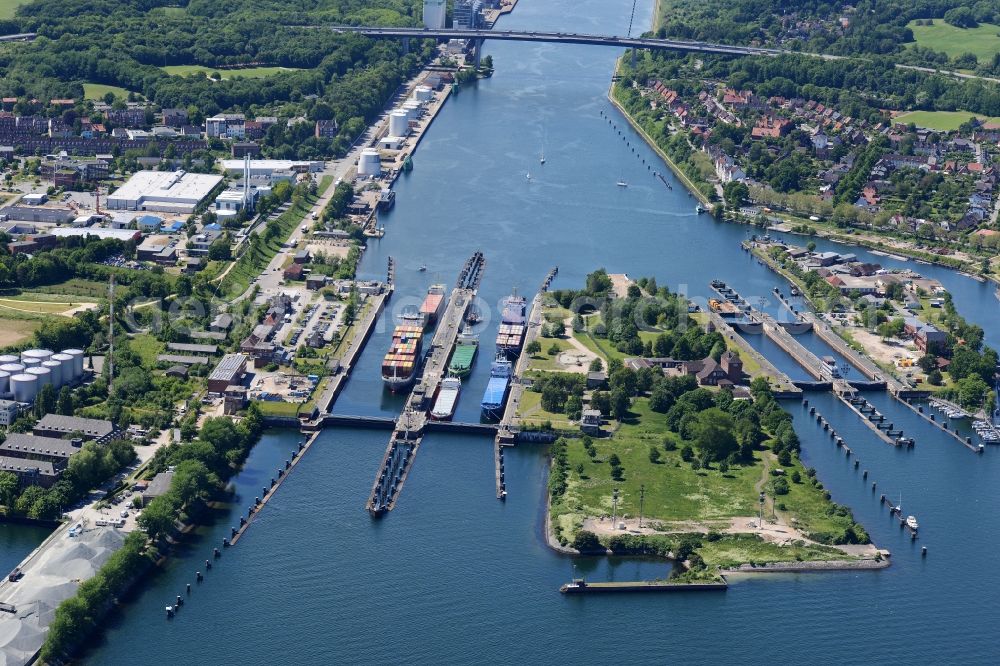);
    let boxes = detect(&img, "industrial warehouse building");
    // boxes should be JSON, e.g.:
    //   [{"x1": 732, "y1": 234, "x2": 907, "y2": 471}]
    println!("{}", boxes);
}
[
  {"x1": 219, "y1": 159, "x2": 323, "y2": 177},
  {"x1": 106, "y1": 170, "x2": 223, "y2": 214},
  {"x1": 207, "y1": 353, "x2": 248, "y2": 393}
]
